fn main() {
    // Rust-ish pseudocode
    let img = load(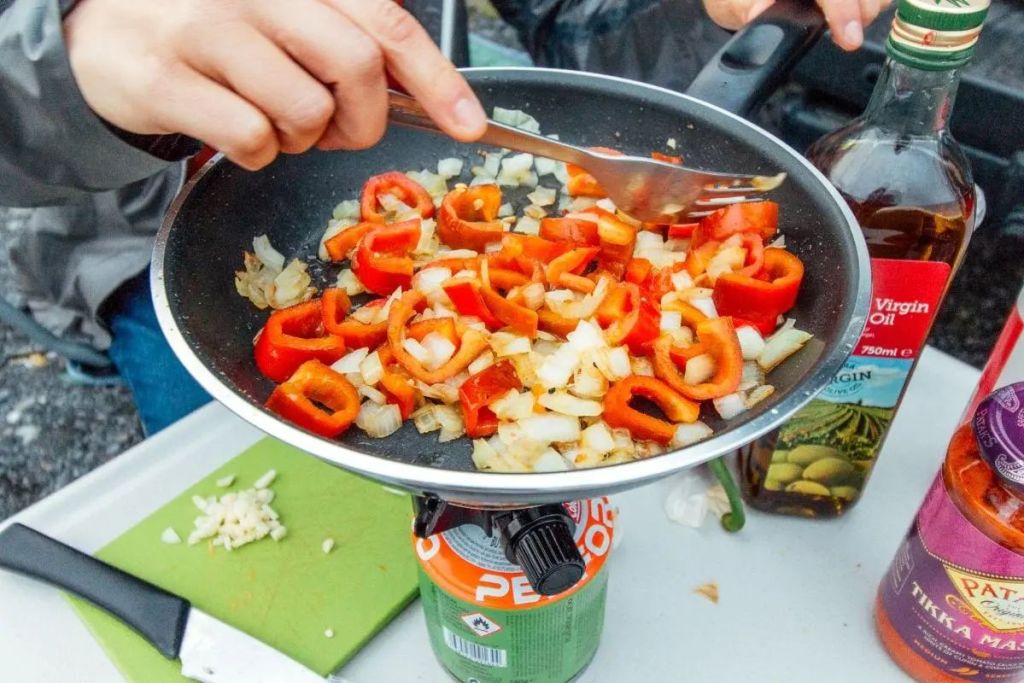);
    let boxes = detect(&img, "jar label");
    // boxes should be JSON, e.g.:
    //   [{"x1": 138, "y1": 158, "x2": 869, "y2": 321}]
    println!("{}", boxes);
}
[
  {"x1": 880, "y1": 474, "x2": 1024, "y2": 678},
  {"x1": 761, "y1": 258, "x2": 950, "y2": 500}
]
